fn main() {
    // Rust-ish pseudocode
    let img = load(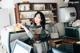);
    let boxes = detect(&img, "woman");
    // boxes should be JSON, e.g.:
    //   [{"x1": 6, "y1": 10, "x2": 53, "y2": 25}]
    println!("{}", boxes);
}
[
  {"x1": 32, "y1": 11, "x2": 49, "y2": 53},
  {"x1": 18, "y1": 11, "x2": 49, "y2": 53}
]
